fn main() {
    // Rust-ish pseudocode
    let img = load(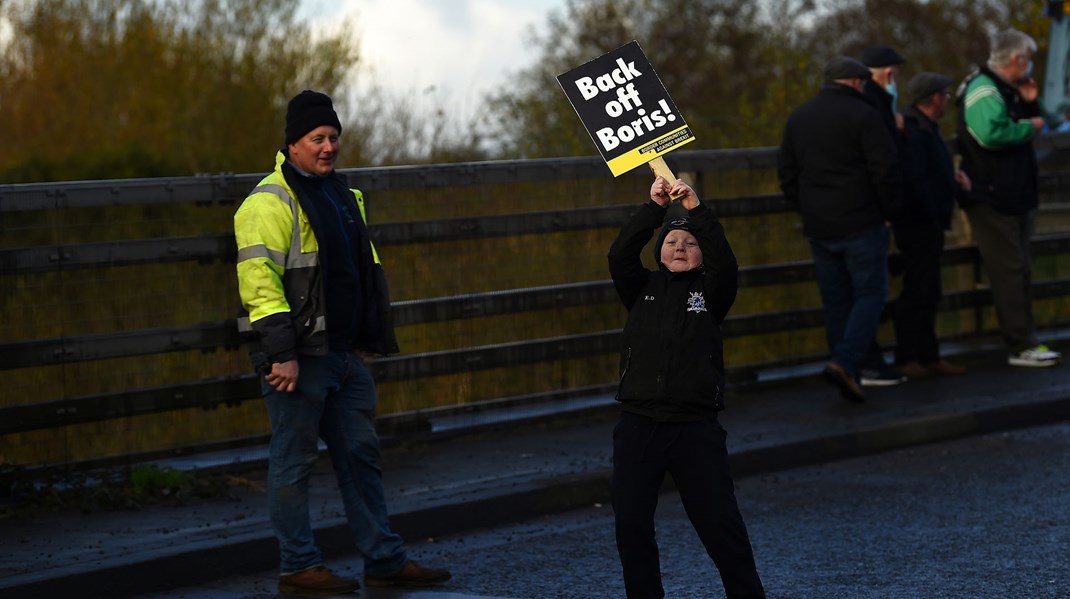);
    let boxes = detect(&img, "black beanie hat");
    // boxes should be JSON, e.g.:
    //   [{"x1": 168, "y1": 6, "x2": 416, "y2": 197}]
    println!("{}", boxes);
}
[
  {"x1": 653, "y1": 203, "x2": 696, "y2": 268},
  {"x1": 285, "y1": 90, "x2": 342, "y2": 145}
]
